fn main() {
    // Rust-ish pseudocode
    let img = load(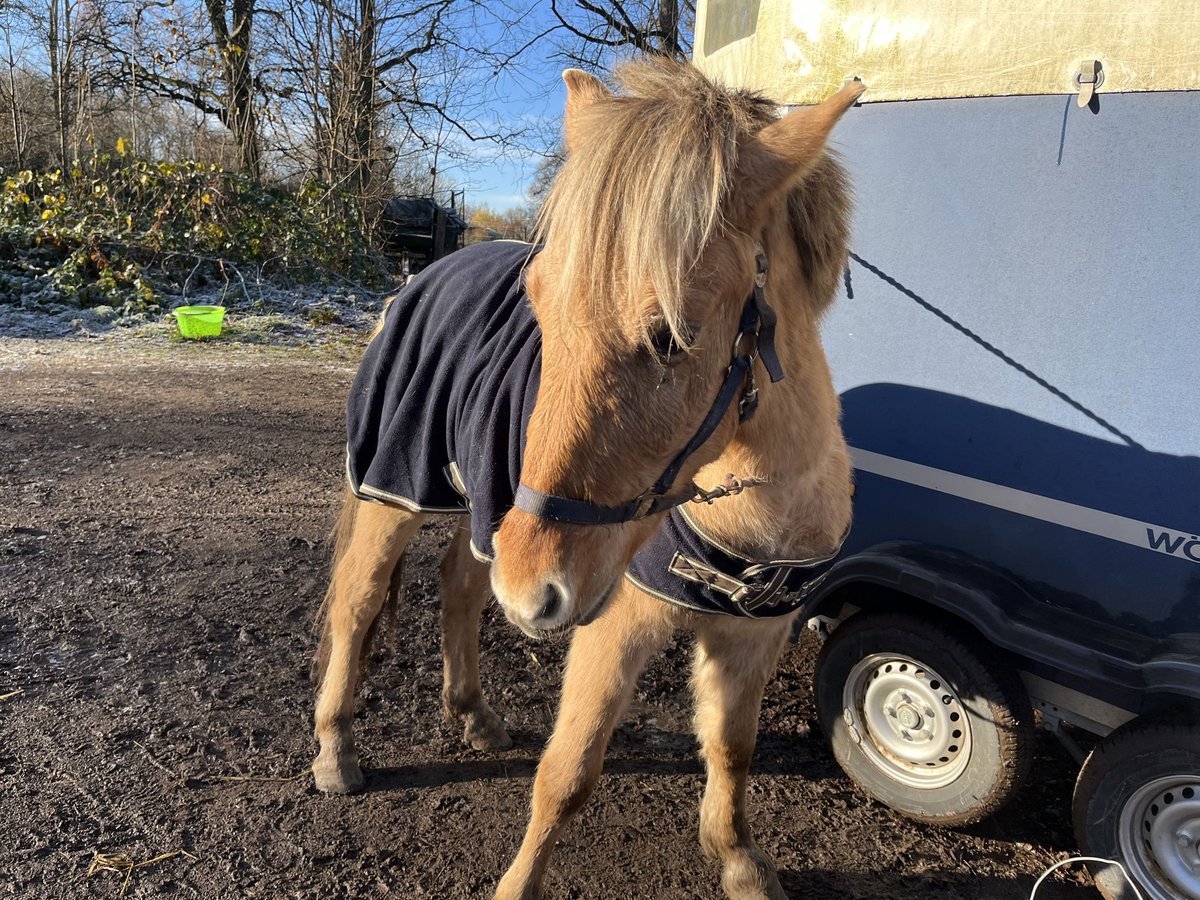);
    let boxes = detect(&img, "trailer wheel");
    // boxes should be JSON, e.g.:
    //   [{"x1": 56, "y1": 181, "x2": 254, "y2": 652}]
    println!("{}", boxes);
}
[
  {"x1": 1073, "y1": 716, "x2": 1200, "y2": 900},
  {"x1": 814, "y1": 611, "x2": 1034, "y2": 826}
]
